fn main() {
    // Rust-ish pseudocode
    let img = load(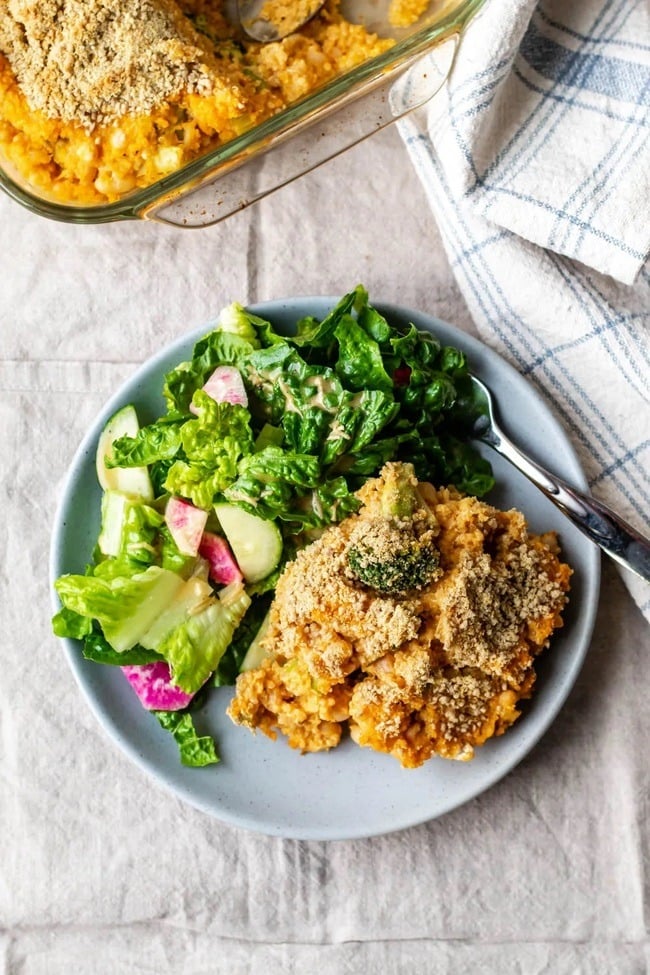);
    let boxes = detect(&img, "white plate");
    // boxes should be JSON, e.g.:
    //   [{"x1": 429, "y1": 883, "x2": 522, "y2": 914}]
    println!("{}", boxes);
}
[{"x1": 50, "y1": 297, "x2": 600, "y2": 839}]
